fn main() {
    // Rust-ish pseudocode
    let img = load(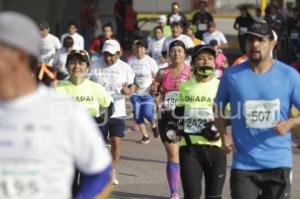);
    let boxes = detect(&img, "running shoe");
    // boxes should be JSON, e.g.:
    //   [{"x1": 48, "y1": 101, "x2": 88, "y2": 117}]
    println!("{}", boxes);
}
[
  {"x1": 138, "y1": 136, "x2": 150, "y2": 144},
  {"x1": 112, "y1": 169, "x2": 119, "y2": 185},
  {"x1": 152, "y1": 126, "x2": 160, "y2": 138},
  {"x1": 170, "y1": 192, "x2": 180, "y2": 199}
]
